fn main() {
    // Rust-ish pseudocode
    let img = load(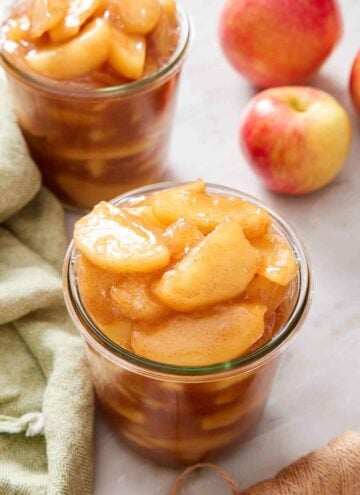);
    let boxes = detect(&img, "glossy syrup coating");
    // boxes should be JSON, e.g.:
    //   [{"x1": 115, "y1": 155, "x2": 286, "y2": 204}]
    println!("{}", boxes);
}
[
  {"x1": 0, "y1": 0, "x2": 183, "y2": 210},
  {"x1": 1, "y1": 0, "x2": 180, "y2": 86},
  {"x1": 74, "y1": 181, "x2": 299, "y2": 465},
  {"x1": 11, "y1": 73, "x2": 181, "y2": 209},
  {"x1": 87, "y1": 341, "x2": 281, "y2": 465},
  {"x1": 74, "y1": 180, "x2": 299, "y2": 366}
]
